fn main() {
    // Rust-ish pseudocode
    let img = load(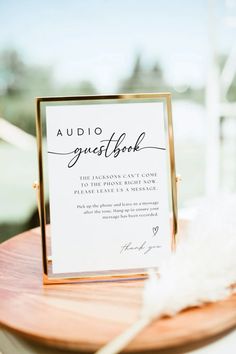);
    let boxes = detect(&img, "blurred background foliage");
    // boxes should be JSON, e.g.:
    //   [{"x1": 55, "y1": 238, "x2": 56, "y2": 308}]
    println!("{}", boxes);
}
[
  {"x1": 0, "y1": 48, "x2": 97, "y2": 136},
  {"x1": 1, "y1": 48, "x2": 235, "y2": 141},
  {"x1": 0, "y1": 48, "x2": 205, "y2": 138}
]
